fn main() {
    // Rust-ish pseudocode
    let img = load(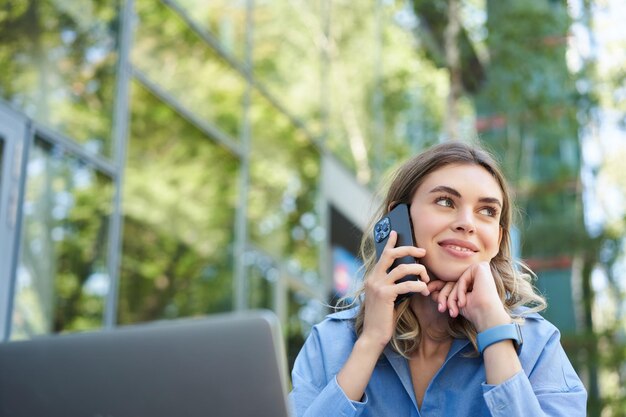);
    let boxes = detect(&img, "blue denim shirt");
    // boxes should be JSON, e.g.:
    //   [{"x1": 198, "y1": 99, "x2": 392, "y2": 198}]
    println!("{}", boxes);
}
[{"x1": 289, "y1": 307, "x2": 586, "y2": 417}]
